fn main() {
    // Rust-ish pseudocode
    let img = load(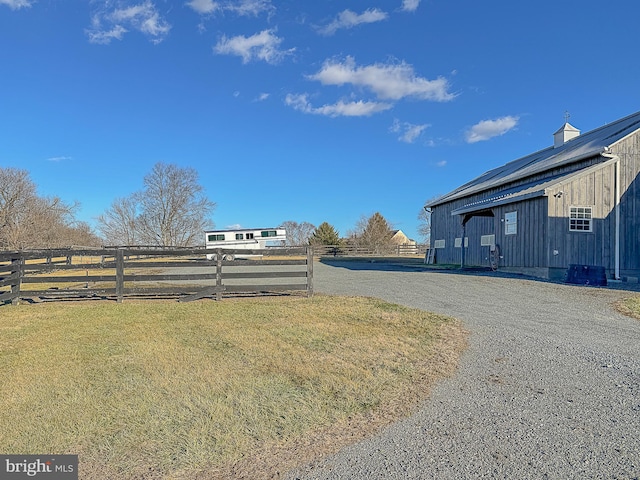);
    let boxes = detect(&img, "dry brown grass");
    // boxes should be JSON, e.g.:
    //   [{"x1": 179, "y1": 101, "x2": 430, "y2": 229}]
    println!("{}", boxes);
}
[
  {"x1": 0, "y1": 296, "x2": 466, "y2": 479},
  {"x1": 616, "y1": 295, "x2": 640, "y2": 321}
]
